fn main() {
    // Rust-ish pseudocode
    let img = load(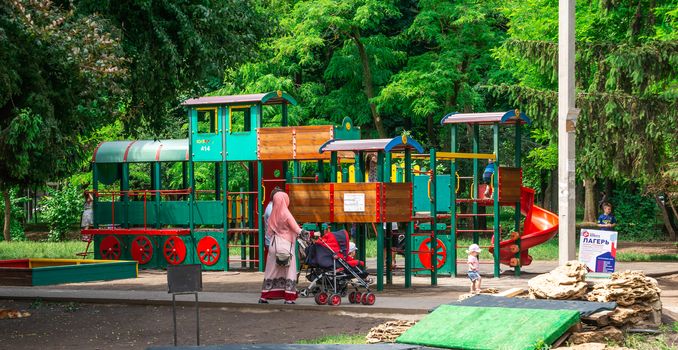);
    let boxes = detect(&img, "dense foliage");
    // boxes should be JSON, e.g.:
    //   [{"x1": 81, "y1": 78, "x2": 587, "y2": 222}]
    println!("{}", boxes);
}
[
  {"x1": 0, "y1": 188, "x2": 27, "y2": 241},
  {"x1": 1, "y1": 0, "x2": 676, "y2": 240},
  {"x1": 39, "y1": 186, "x2": 84, "y2": 242}
]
